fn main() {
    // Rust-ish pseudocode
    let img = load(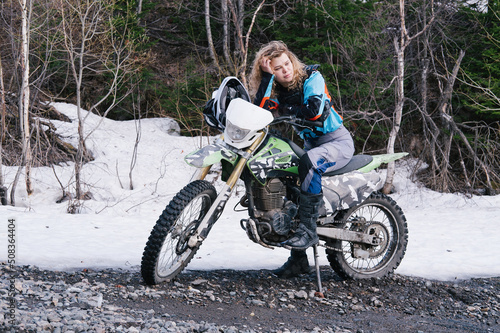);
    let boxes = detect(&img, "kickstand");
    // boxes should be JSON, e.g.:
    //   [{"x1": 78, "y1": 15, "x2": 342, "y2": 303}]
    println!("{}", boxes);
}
[{"x1": 313, "y1": 244, "x2": 324, "y2": 297}]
